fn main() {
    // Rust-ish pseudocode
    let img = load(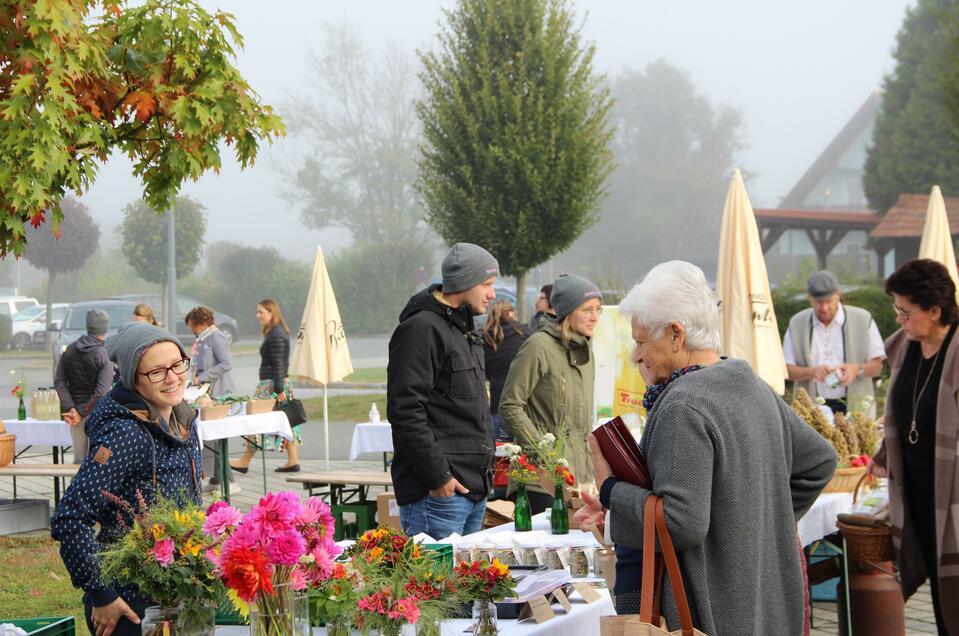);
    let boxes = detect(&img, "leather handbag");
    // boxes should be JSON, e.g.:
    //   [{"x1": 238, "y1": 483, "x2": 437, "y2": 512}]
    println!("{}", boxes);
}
[
  {"x1": 275, "y1": 397, "x2": 307, "y2": 426},
  {"x1": 636, "y1": 495, "x2": 708, "y2": 636},
  {"x1": 592, "y1": 416, "x2": 651, "y2": 488}
]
